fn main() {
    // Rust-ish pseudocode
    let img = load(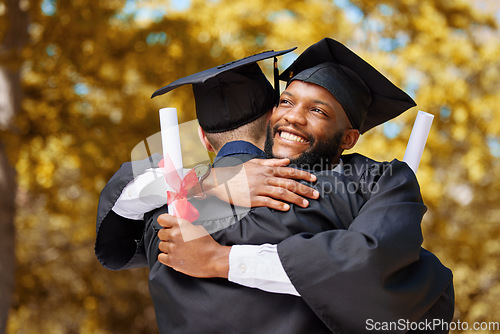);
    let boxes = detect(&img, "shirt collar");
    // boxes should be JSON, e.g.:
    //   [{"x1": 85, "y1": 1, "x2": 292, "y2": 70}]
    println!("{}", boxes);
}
[
  {"x1": 214, "y1": 141, "x2": 343, "y2": 174},
  {"x1": 214, "y1": 141, "x2": 265, "y2": 163},
  {"x1": 332, "y1": 158, "x2": 344, "y2": 174}
]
